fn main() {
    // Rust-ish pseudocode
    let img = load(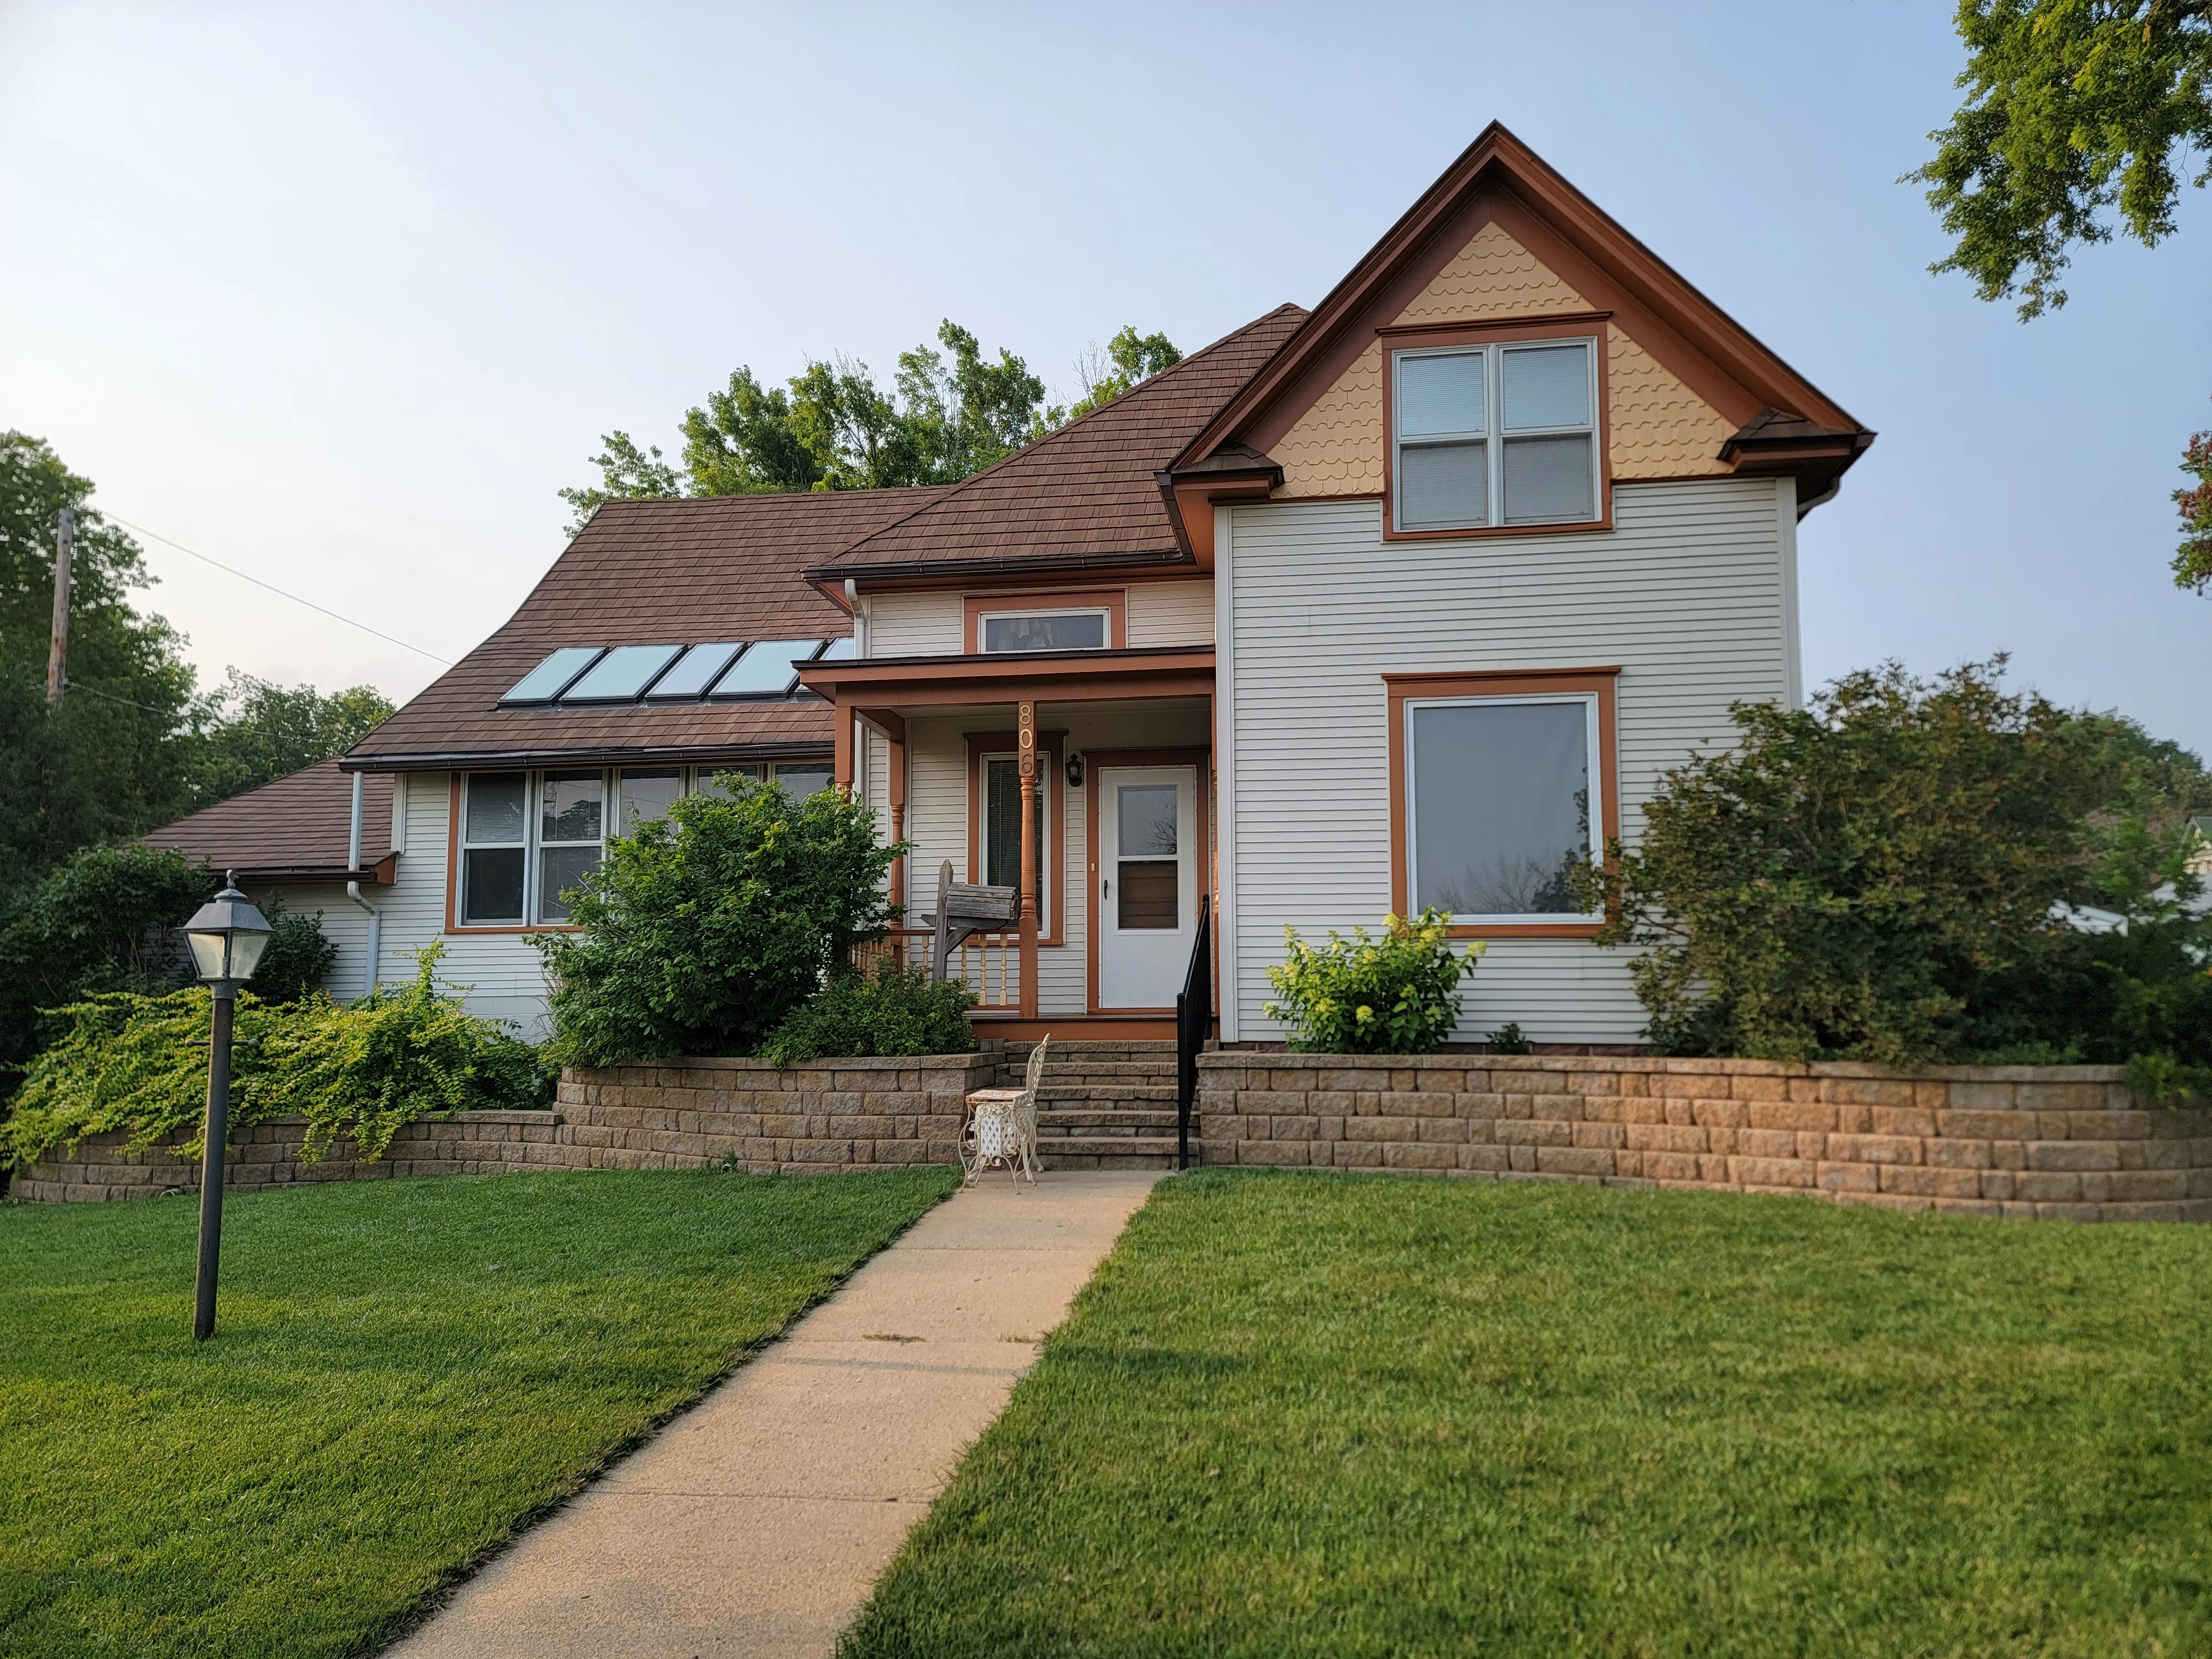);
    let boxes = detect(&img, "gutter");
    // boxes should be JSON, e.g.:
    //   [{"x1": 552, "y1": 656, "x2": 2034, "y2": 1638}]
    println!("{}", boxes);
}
[{"x1": 347, "y1": 770, "x2": 382, "y2": 1000}]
